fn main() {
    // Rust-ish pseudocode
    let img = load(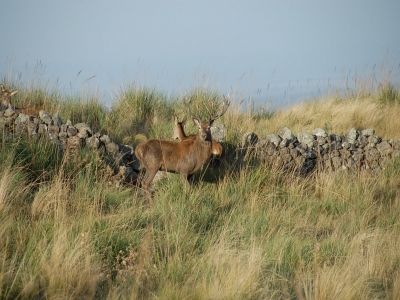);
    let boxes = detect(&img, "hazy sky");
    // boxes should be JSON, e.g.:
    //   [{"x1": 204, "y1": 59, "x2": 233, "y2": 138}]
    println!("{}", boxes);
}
[{"x1": 1, "y1": 0, "x2": 400, "y2": 108}]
